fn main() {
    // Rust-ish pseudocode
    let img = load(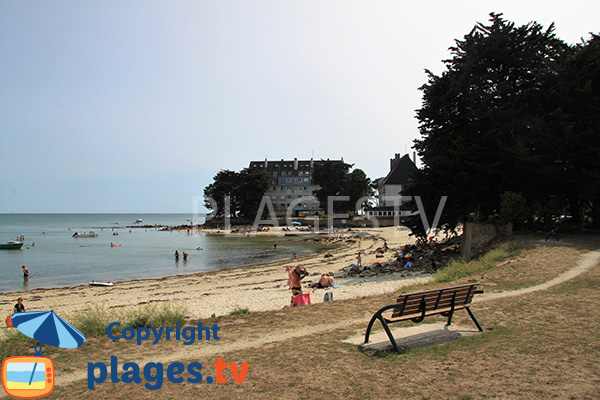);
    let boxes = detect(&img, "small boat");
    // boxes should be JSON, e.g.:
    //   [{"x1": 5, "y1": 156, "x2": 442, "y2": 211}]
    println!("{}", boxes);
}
[
  {"x1": 89, "y1": 280, "x2": 114, "y2": 287},
  {"x1": 73, "y1": 231, "x2": 98, "y2": 238},
  {"x1": 110, "y1": 243, "x2": 121, "y2": 247},
  {"x1": 0, "y1": 241, "x2": 24, "y2": 250},
  {"x1": 135, "y1": 219, "x2": 143, "y2": 223}
]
